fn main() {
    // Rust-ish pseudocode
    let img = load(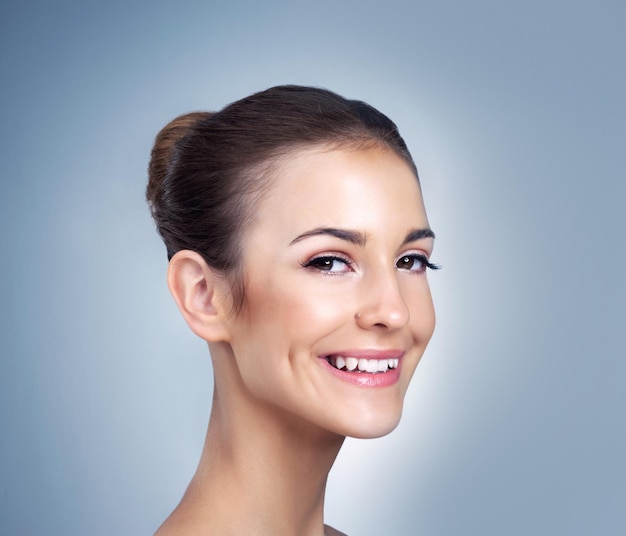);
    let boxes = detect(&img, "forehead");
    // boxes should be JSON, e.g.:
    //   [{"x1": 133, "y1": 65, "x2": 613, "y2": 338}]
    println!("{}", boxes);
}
[{"x1": 251, "y1": 146, "x2": 428, "y2": 232}]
